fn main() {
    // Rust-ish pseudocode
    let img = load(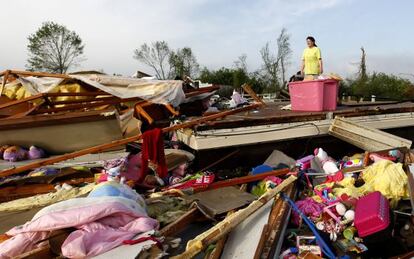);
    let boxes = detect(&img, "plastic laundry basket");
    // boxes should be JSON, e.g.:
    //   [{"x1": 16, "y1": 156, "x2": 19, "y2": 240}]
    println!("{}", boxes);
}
[{"x1": 288, "y1": 79, "x2": 339, "y2": 111}]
